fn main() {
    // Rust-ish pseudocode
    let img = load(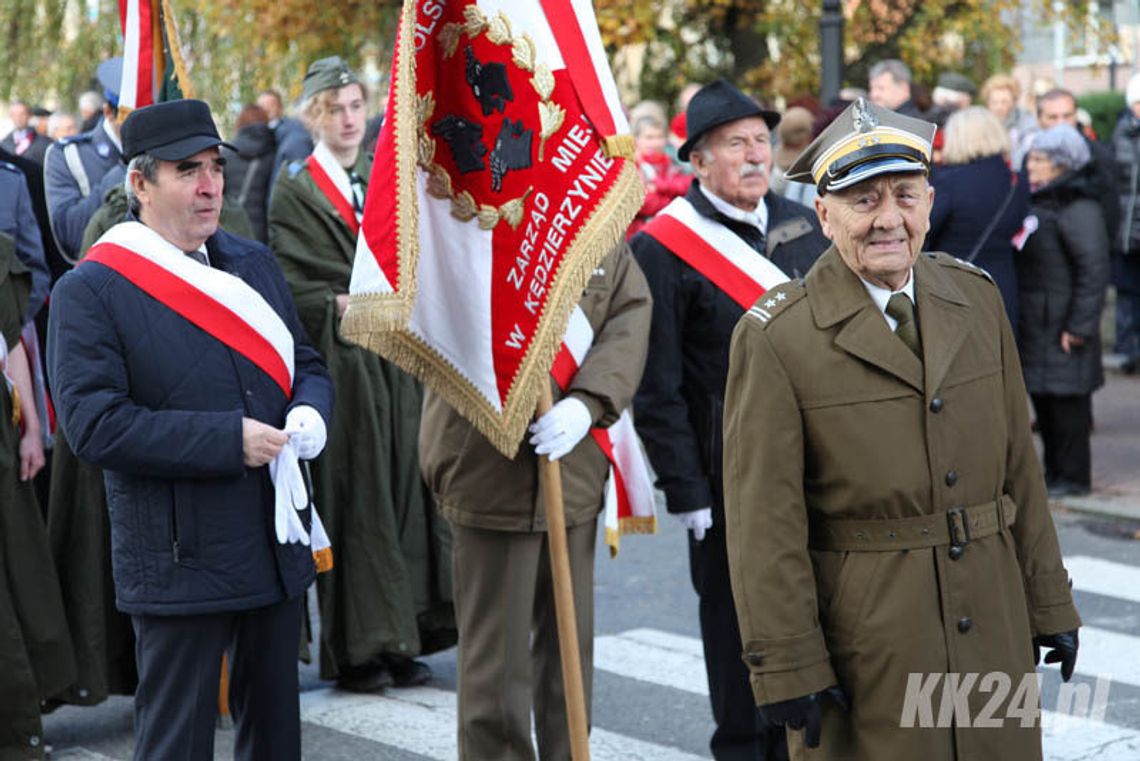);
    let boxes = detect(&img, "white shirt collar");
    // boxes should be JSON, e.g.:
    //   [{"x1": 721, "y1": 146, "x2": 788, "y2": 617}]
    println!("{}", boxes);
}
[
  {"x1": 860, "y1": 270, "x2": 915, "y2": 331},
  {"x1": 698, "y1": 183, "x2": 768, "y2": 233},
  {"x1": 102, "y1": 117, "x2": 122, "y2": 153}
]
